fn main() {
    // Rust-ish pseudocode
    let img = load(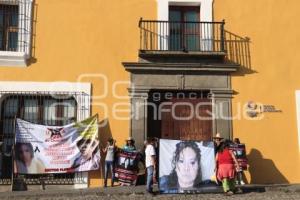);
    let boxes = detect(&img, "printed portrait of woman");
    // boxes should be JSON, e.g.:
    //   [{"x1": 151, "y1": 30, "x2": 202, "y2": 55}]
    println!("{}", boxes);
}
[
  {"x1": 160, "y1": 141, "x2": 202, "y2": 192},
  {"x1": 159, "y1": 139, "x2": 216, "y2": 194},
  {"x1": 15, "y1": 142, "x2": 45, "y2": 174},
  {"x1": 71, "y1": 138, "x2": 100, "y2": 172}
]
